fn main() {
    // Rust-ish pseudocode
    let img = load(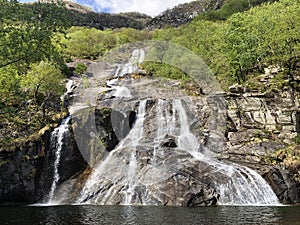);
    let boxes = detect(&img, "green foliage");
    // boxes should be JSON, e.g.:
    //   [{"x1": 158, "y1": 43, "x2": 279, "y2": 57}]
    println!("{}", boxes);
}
[
  {"x1": 146, "y1": 0, "x2": 300, "y2": 88},
  {"x1": 58, "y1": 26, "x2": 152, "y2": 60},
  {"x1": 224, "y1": 0, "x2": 300, "y2": 82},
  {"x1": 0, "y1": 66, "x2": 19, "y2": 96},
  {"x1": 59, "y1": 27, "x2": 108, "y2": 59},
  {"x1": 20, "y1": 61, "x2": 65, "y2": 98},
  {"x1": 294, "y1": 135, "x2": 300, "y2": 145},
  {"x1": 75, "y1": 63, "x2": 87, "y2": 74},
  {"x1": 142, "y1": 62, "x2": 187, "y2": 81},
  {"x1": 0, "y1": 1, "x2": 69, "y2": 72},
  {"x1": 151, "y1": 18, "x2": 230, "y2": 87}
]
